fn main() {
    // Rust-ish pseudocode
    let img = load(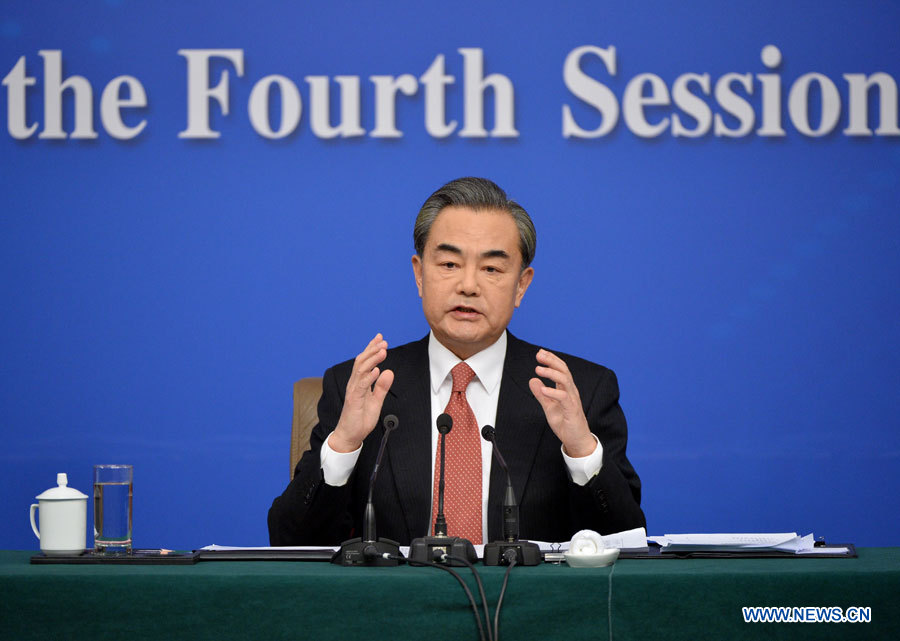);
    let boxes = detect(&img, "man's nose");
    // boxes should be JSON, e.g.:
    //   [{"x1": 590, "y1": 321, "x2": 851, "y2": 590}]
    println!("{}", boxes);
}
[{"x1": 456, "y1": 265, "x2": 480, "y2": 295}]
